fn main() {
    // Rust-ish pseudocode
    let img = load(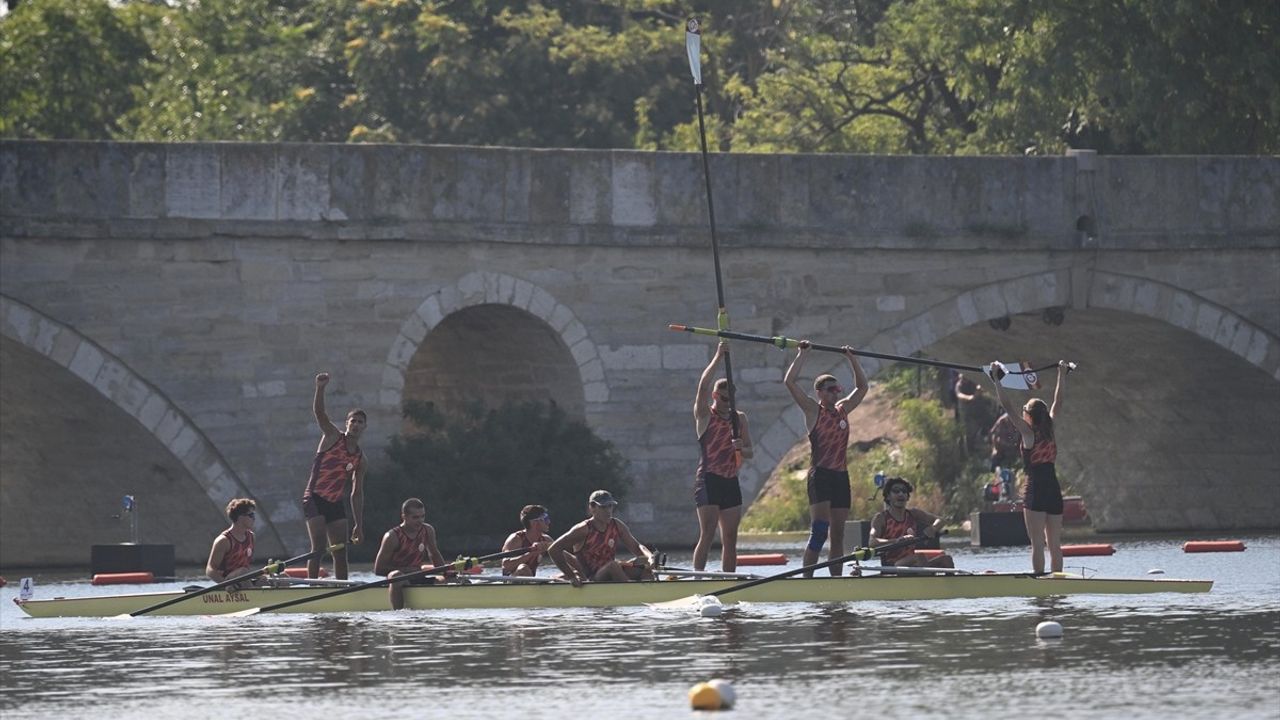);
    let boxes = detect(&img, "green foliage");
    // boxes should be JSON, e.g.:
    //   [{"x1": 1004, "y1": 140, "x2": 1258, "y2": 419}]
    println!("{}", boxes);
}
[
  {"x1": 5, "y1": 0, "x2": 1274, "y2": 152},
  {"x1": 364, "y1": 399, "x2": 629, "y2": 556},
  {"x1": 0, "y1": 0, "x2": 150, "y2": 138}
]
